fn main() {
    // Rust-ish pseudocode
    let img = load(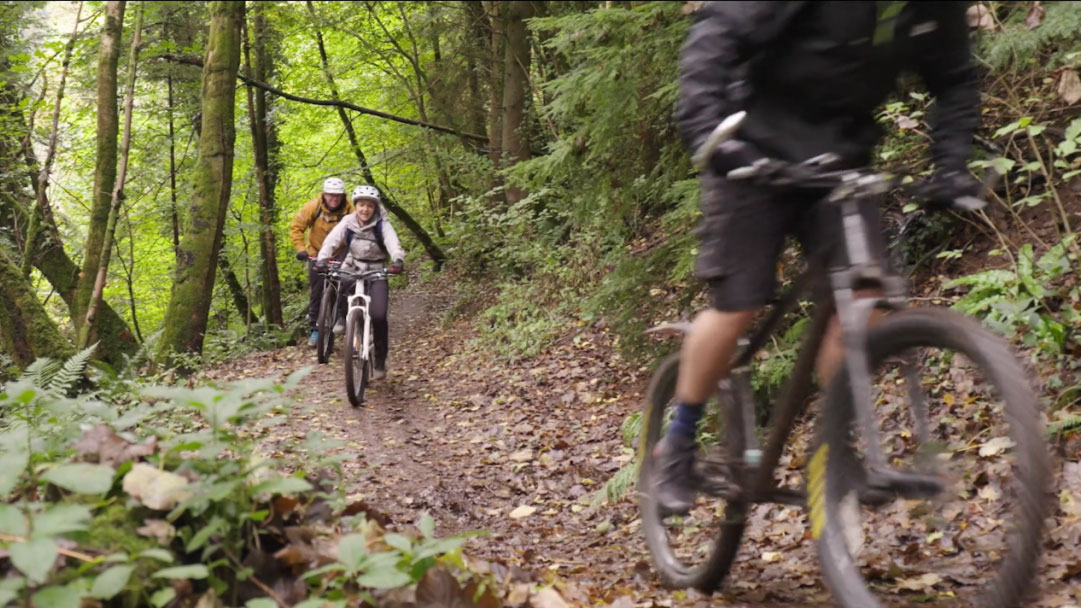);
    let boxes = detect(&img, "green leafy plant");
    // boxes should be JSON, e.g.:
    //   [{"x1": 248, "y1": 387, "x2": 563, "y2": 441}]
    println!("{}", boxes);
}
[{"x1": 945, "y1": 235, "x2": 1080, "y2": 357}]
